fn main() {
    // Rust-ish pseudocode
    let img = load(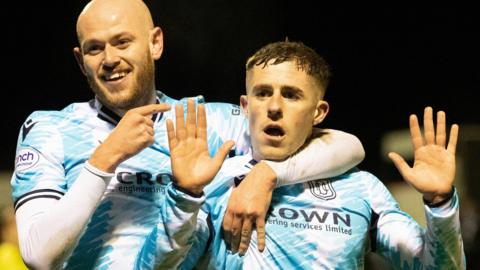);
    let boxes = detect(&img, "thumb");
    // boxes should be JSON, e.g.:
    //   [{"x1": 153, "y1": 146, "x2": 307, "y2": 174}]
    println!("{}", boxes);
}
[
  {"x1": 388, "y1": 152, "x2": 412, "y2": 182},
  {"x1": 213, "y1": 140, "x2": 235, "y2": 165}
]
